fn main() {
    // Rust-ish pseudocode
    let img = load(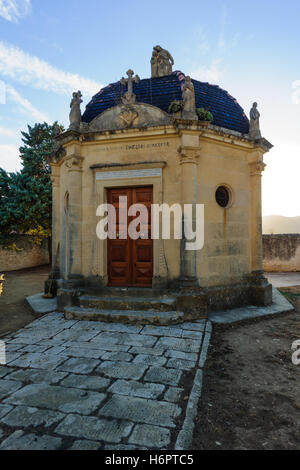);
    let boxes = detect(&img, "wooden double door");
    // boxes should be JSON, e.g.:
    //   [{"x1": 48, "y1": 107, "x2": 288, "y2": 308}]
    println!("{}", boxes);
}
[{"x1": 107, "y1": 186, "x2": 153, "y2": 287}]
